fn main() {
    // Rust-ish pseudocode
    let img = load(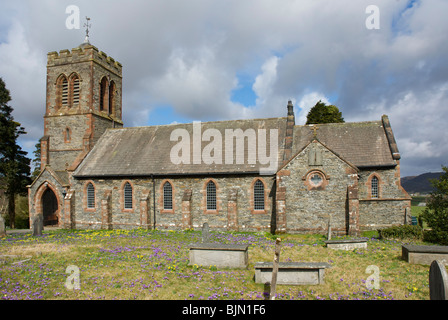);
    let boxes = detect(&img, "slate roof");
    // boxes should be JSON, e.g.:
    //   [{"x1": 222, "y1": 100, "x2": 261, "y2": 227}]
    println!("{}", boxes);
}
[
  {"x1": 292, "y1": 120, "x2": 397, "y2": 168},
  {"x1": 73, "y1": 115, "x2": 399, "y2": 178},
  {"x1": 73, "y1": 117, "x2": 287, "y2": 177}
]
